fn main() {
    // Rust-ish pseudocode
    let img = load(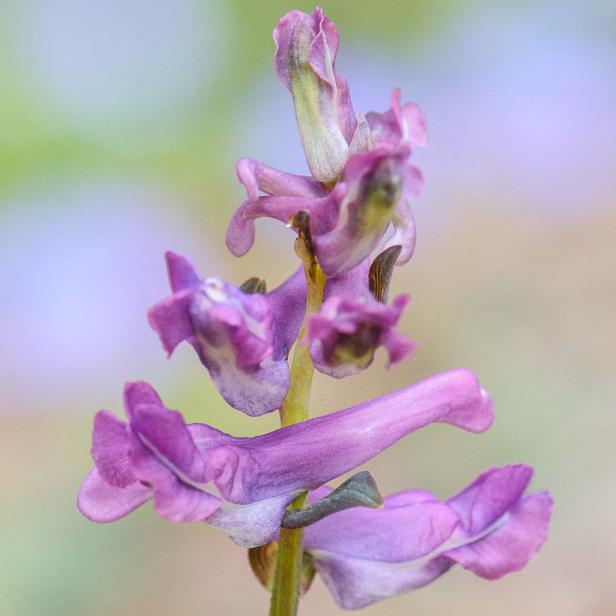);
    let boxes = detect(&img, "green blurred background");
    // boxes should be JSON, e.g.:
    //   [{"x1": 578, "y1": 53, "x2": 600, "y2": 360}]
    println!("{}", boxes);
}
[{"x1": 1, "y1": 1, "x2": 614, "y2": 614}]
